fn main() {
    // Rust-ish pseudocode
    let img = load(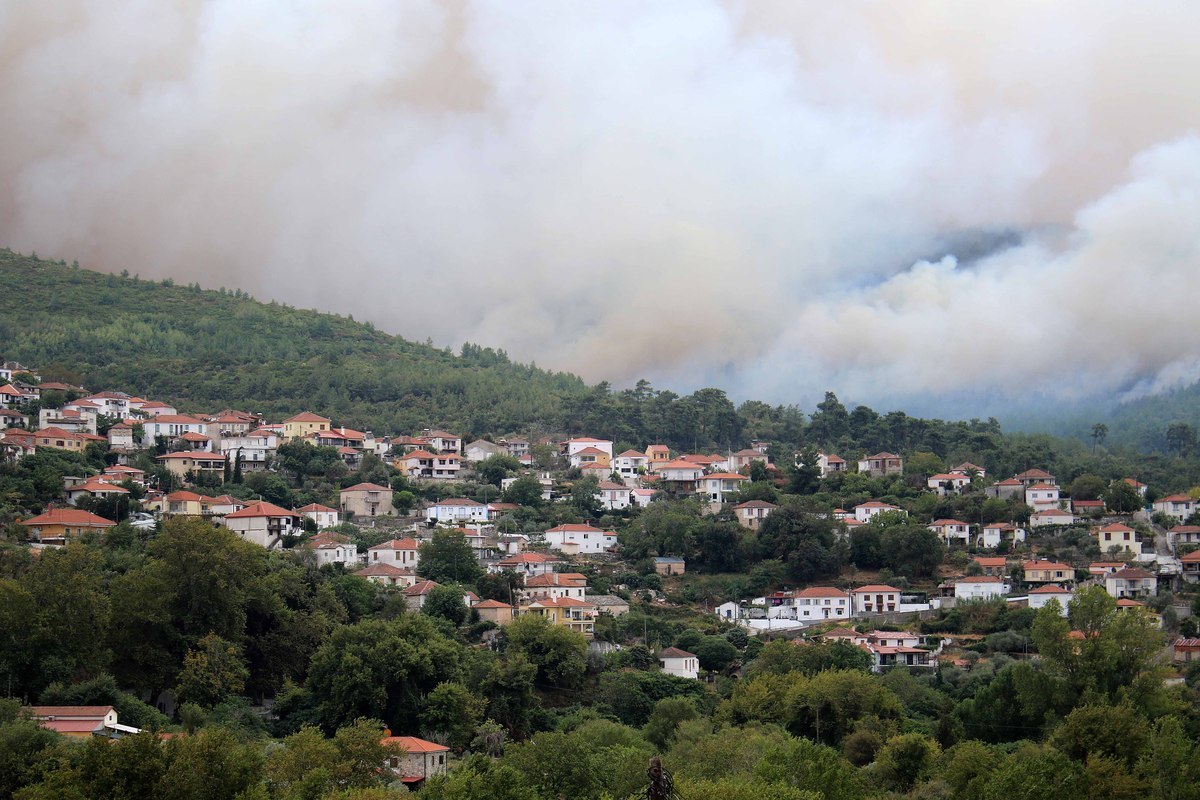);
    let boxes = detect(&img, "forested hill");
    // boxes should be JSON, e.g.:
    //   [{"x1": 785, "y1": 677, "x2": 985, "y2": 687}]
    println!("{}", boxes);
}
[{"x1": 0, "y1": 250, "x2": 587, "y2": 435}]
